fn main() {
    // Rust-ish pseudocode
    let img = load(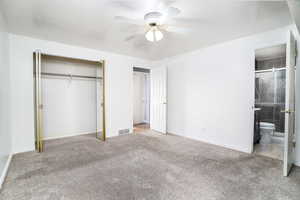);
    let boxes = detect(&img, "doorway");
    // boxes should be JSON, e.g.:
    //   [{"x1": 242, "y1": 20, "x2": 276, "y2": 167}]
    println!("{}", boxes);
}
[
  {"x1": 133, "y1": 67, "x2": 150, "y2": 133},
  {"x1": 253, "y1": 44, "x2": 286, "y2": 161},
  {"x1": 253, "y1": 31, "x2": 297, "y2": 177}
]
